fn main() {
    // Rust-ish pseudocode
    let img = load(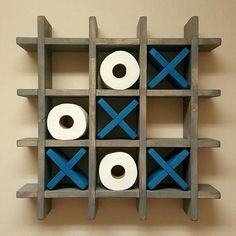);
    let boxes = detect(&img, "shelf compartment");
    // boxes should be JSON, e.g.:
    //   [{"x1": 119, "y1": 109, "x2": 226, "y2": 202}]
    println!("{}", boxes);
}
[
  {"x1": 147, "y1": 138, "x2": 220, "y2": 148},
  {"x1": 147, "y1": 89, "x2": 221, "y2": 97},
  {"x1": 96, "y1": 186, "x2": 139, "y2": 198},
  {"x1": 17, "y1": 89, "x2": 89, "y2": 97},
  {"x1": 17, "y1": 37, "x2": 221, "y2": 52},
  {"x1": 147, "y1": 184, "x2": 220, "y2": 199},
  {"x1": 17, "y1": 138, "x2": 89, "y2": 147}
]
